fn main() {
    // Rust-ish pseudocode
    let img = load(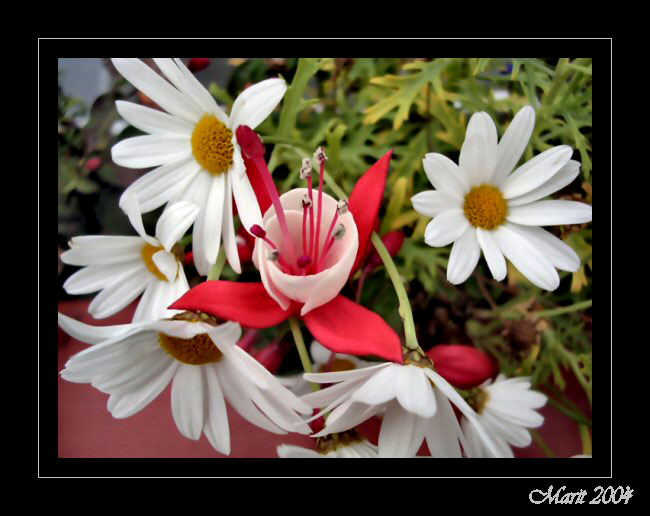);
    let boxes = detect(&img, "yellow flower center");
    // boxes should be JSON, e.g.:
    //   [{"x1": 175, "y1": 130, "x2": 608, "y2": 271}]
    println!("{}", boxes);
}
[
  {"x1": 463, "y1": 185, "x2": 508, "y2": 230},
  {"x1": 159, "y1": 332, "x2": 223, "y2": 365},
  {"x1": 141, "y1": 243, "x2": 175, "y2": 282},
  {"x1": 467, "y1": 388, "x2": 491, "y2": 414},
  {"x1": 191, "y1": 114, "x2": 234, "y2": 175}
]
